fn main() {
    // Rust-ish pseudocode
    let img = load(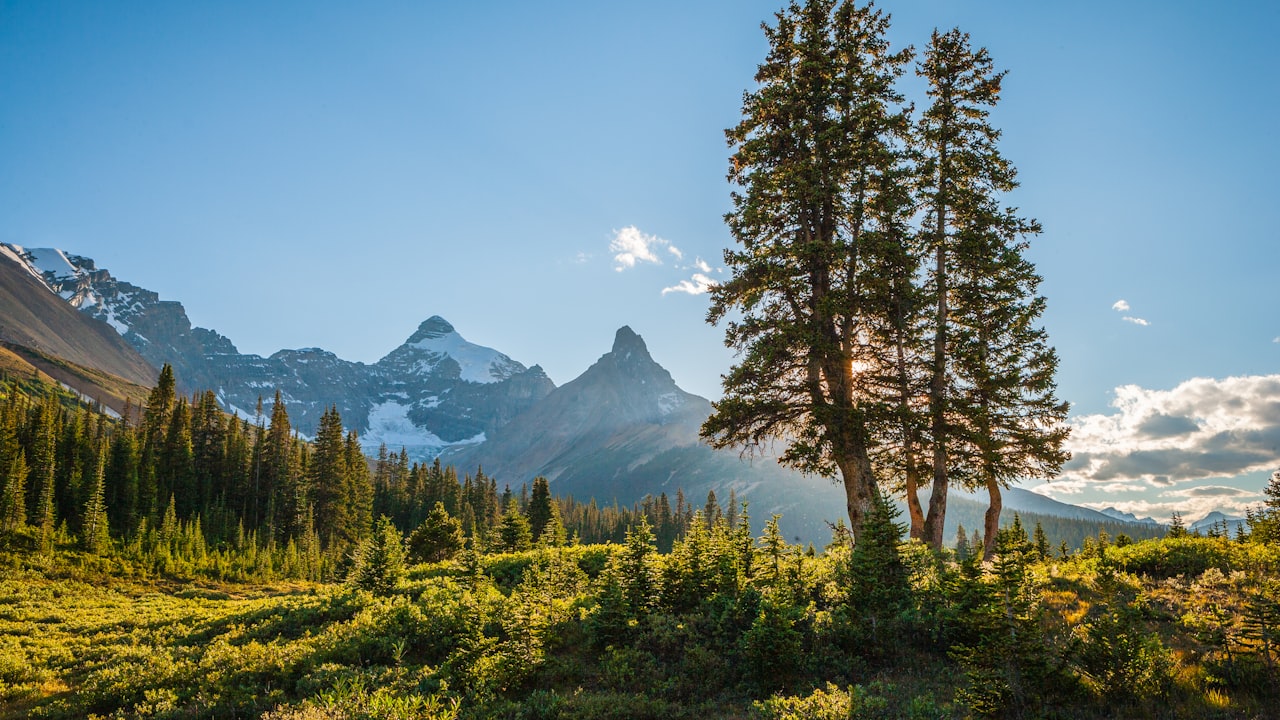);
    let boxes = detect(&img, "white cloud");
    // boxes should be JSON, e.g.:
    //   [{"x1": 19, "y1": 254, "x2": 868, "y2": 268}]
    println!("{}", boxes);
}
[
  {"x1": 667, "y1": 245, "x2": 683, "y2": 260},
  {"x1": 1061, "y1": 374, "x2": 1280, "y2": 489},
  {"x1": 1122, "y1": 316, "x2": 1150, "y2": 326},
  {"x1": 574, "y1": 252, "x2": 591, "y2": 264},
  {"x1": 661, "y1": 273, "x2": 717, "y2": 296},
  {"x1": 610, "y1": 226, "x2": 671, "y2": 271},
  {"x1": 694, "y1": 257, "x2": 712, "y2": 273},
  {"x1": 1112, "y1": 299, "x2": 1130, "y2": 312},
  {"x1": 1273, "y1": 336, "x2": 1280, "y2": 344}
]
